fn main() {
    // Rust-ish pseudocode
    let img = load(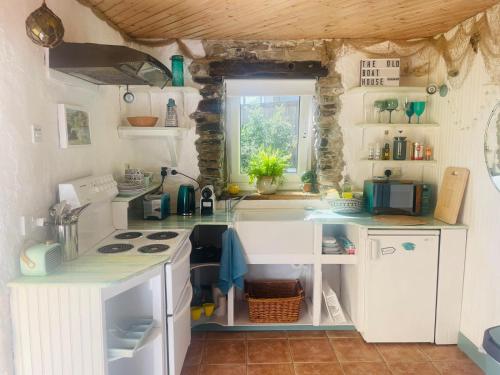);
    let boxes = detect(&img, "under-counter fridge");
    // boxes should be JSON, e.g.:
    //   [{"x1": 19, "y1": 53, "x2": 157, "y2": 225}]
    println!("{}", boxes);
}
[{"x1": 363, "y1": 230, "x2": 439, "y2": 343}]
